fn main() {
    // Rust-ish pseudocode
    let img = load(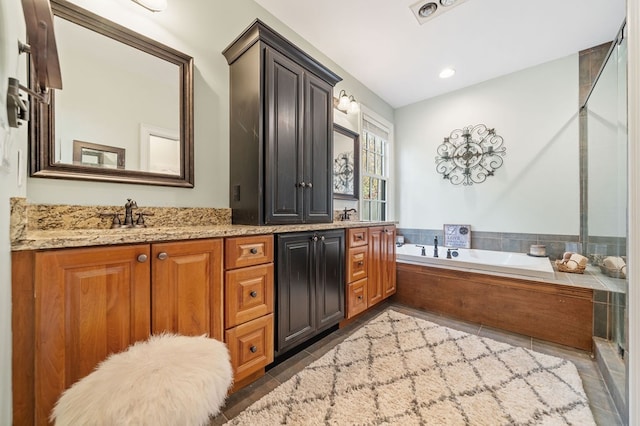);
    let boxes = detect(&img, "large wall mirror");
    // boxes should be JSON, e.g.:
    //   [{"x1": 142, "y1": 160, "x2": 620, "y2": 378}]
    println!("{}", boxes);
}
[{"x1": 29, "y1": 0, "x2": 194, "y2": 187}]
